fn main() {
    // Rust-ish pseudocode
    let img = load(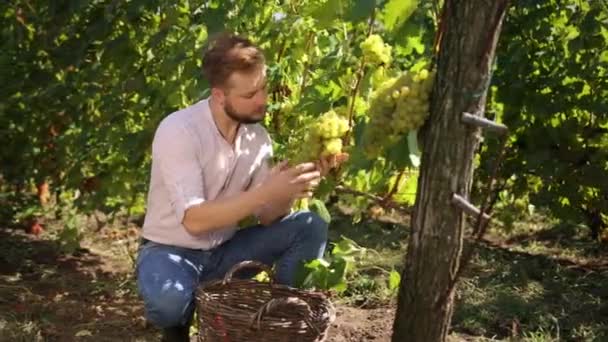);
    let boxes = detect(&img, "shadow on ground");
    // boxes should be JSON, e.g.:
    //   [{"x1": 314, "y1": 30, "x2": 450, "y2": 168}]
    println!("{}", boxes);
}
[
  {"x1": 453, "y1": 239, "x2": 608, "y2": 340},
  {"x1": 2, "y1": 210, "x2": 608, "y2": 341},
  {"x1": 329, "y1": 211, "x2": 608, "y2": 341},
  {"x1": 0, "y1": 227, "x2": 158, "y2": 342}
]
